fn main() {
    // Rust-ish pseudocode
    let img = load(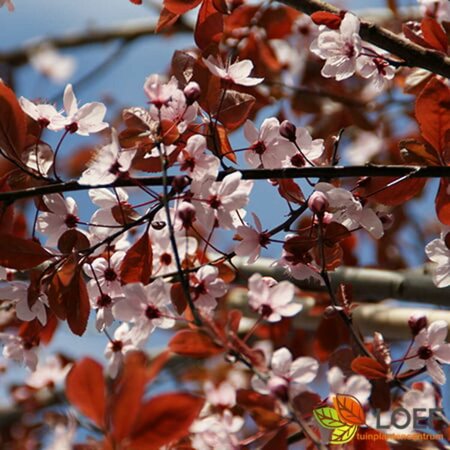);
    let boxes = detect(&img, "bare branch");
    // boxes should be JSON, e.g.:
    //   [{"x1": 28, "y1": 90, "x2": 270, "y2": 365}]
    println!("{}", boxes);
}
[
  {"x1": 0, "y1": 165, "x2": 448, "y2": 203},
  {"x1": 277, "y1": 0, "x2": 450, "y2": 78}
]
